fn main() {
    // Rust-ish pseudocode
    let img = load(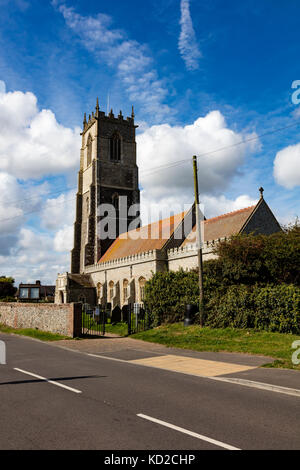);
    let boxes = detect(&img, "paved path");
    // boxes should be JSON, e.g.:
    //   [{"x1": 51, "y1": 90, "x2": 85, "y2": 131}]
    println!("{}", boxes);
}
[{"x1": 52, "y1": 334, "x2": 300, "y2": 390}]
